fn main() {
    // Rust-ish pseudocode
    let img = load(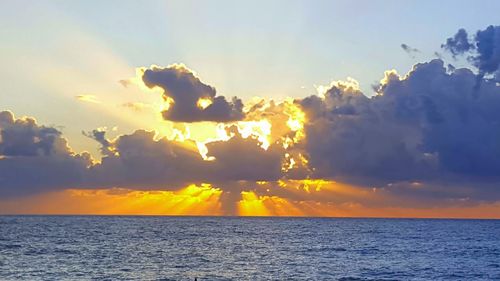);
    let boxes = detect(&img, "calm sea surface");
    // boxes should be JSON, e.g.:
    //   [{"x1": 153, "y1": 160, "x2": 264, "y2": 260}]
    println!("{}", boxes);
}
[{"x1": 0, "y1": 216, "x2": 499, "y2": 280}]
